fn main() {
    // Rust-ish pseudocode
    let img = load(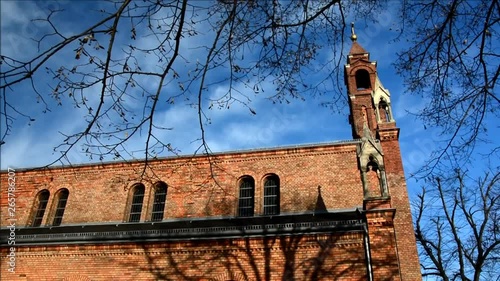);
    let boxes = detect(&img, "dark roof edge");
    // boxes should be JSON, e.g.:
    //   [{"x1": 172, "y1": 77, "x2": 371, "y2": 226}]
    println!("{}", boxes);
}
[
  {"x1": 0, "y1": 211, "x2": 365, "y2": 246},
  {"x1": 1, "y1": 228, "x2": 366, "y2": 247}
]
